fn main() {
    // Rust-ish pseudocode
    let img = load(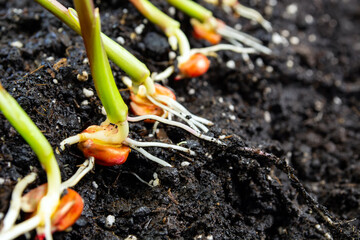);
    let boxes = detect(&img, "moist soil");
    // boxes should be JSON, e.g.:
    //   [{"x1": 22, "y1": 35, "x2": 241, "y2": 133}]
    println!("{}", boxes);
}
[{"x1": 0, "y1": 0, "x2": 359, "y2": 239}]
